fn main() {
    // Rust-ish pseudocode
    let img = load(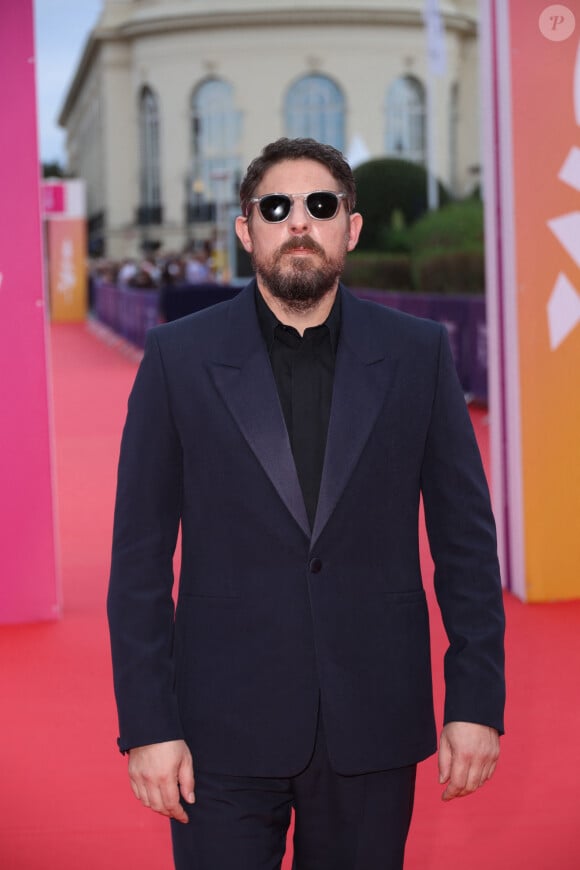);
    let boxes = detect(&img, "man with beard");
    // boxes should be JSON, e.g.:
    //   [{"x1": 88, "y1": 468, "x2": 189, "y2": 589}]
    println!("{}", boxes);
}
[{"x1": 108, "y1": 138, "x2": 505, "y2": 869}]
